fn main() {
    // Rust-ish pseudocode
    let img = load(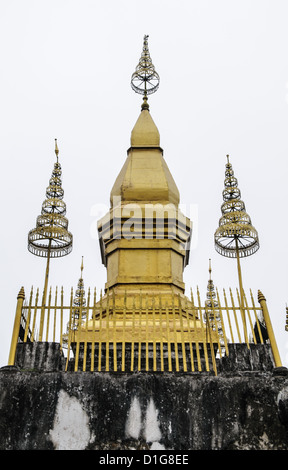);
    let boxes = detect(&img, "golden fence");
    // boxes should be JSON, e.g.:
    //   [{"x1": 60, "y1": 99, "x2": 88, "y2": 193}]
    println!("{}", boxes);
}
[{"x1": 8, "y1": 286, "x2": 282, "y2": 375}]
